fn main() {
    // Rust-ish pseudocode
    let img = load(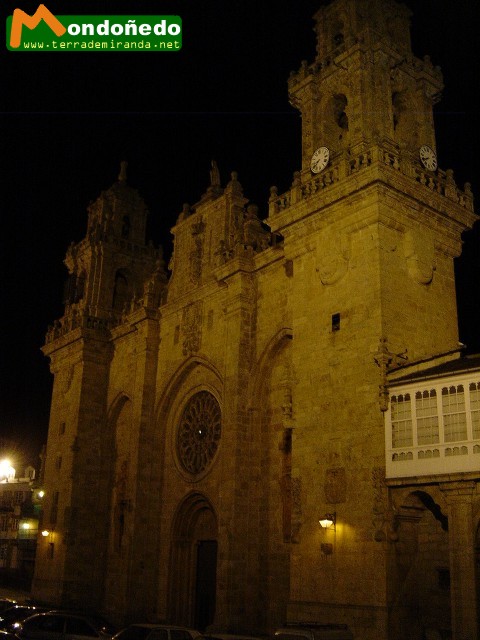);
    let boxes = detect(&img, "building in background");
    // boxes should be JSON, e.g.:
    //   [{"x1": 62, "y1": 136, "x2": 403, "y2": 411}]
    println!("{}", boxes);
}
[
  {"x1": 33, "y1": 1, "x2": 479, "y2": 639},
  {"x1": 0, "y1": 462, "x2": 41, "y2": 589}
]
